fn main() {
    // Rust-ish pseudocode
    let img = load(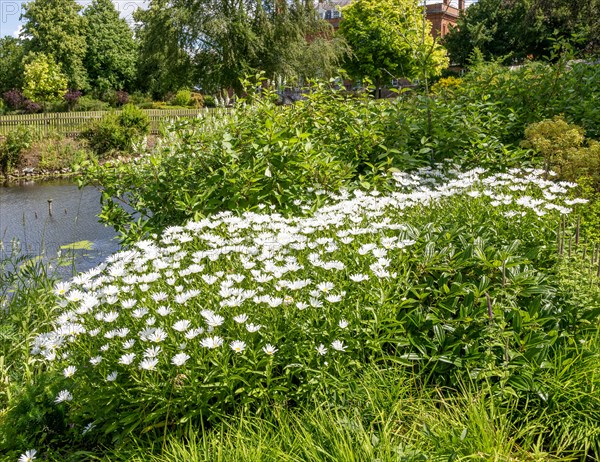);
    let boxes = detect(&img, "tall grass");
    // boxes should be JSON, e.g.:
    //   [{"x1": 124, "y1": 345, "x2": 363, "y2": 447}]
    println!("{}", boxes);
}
[{"x1": 111, "y1": 366, "x2": 579, "y2": 462}]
